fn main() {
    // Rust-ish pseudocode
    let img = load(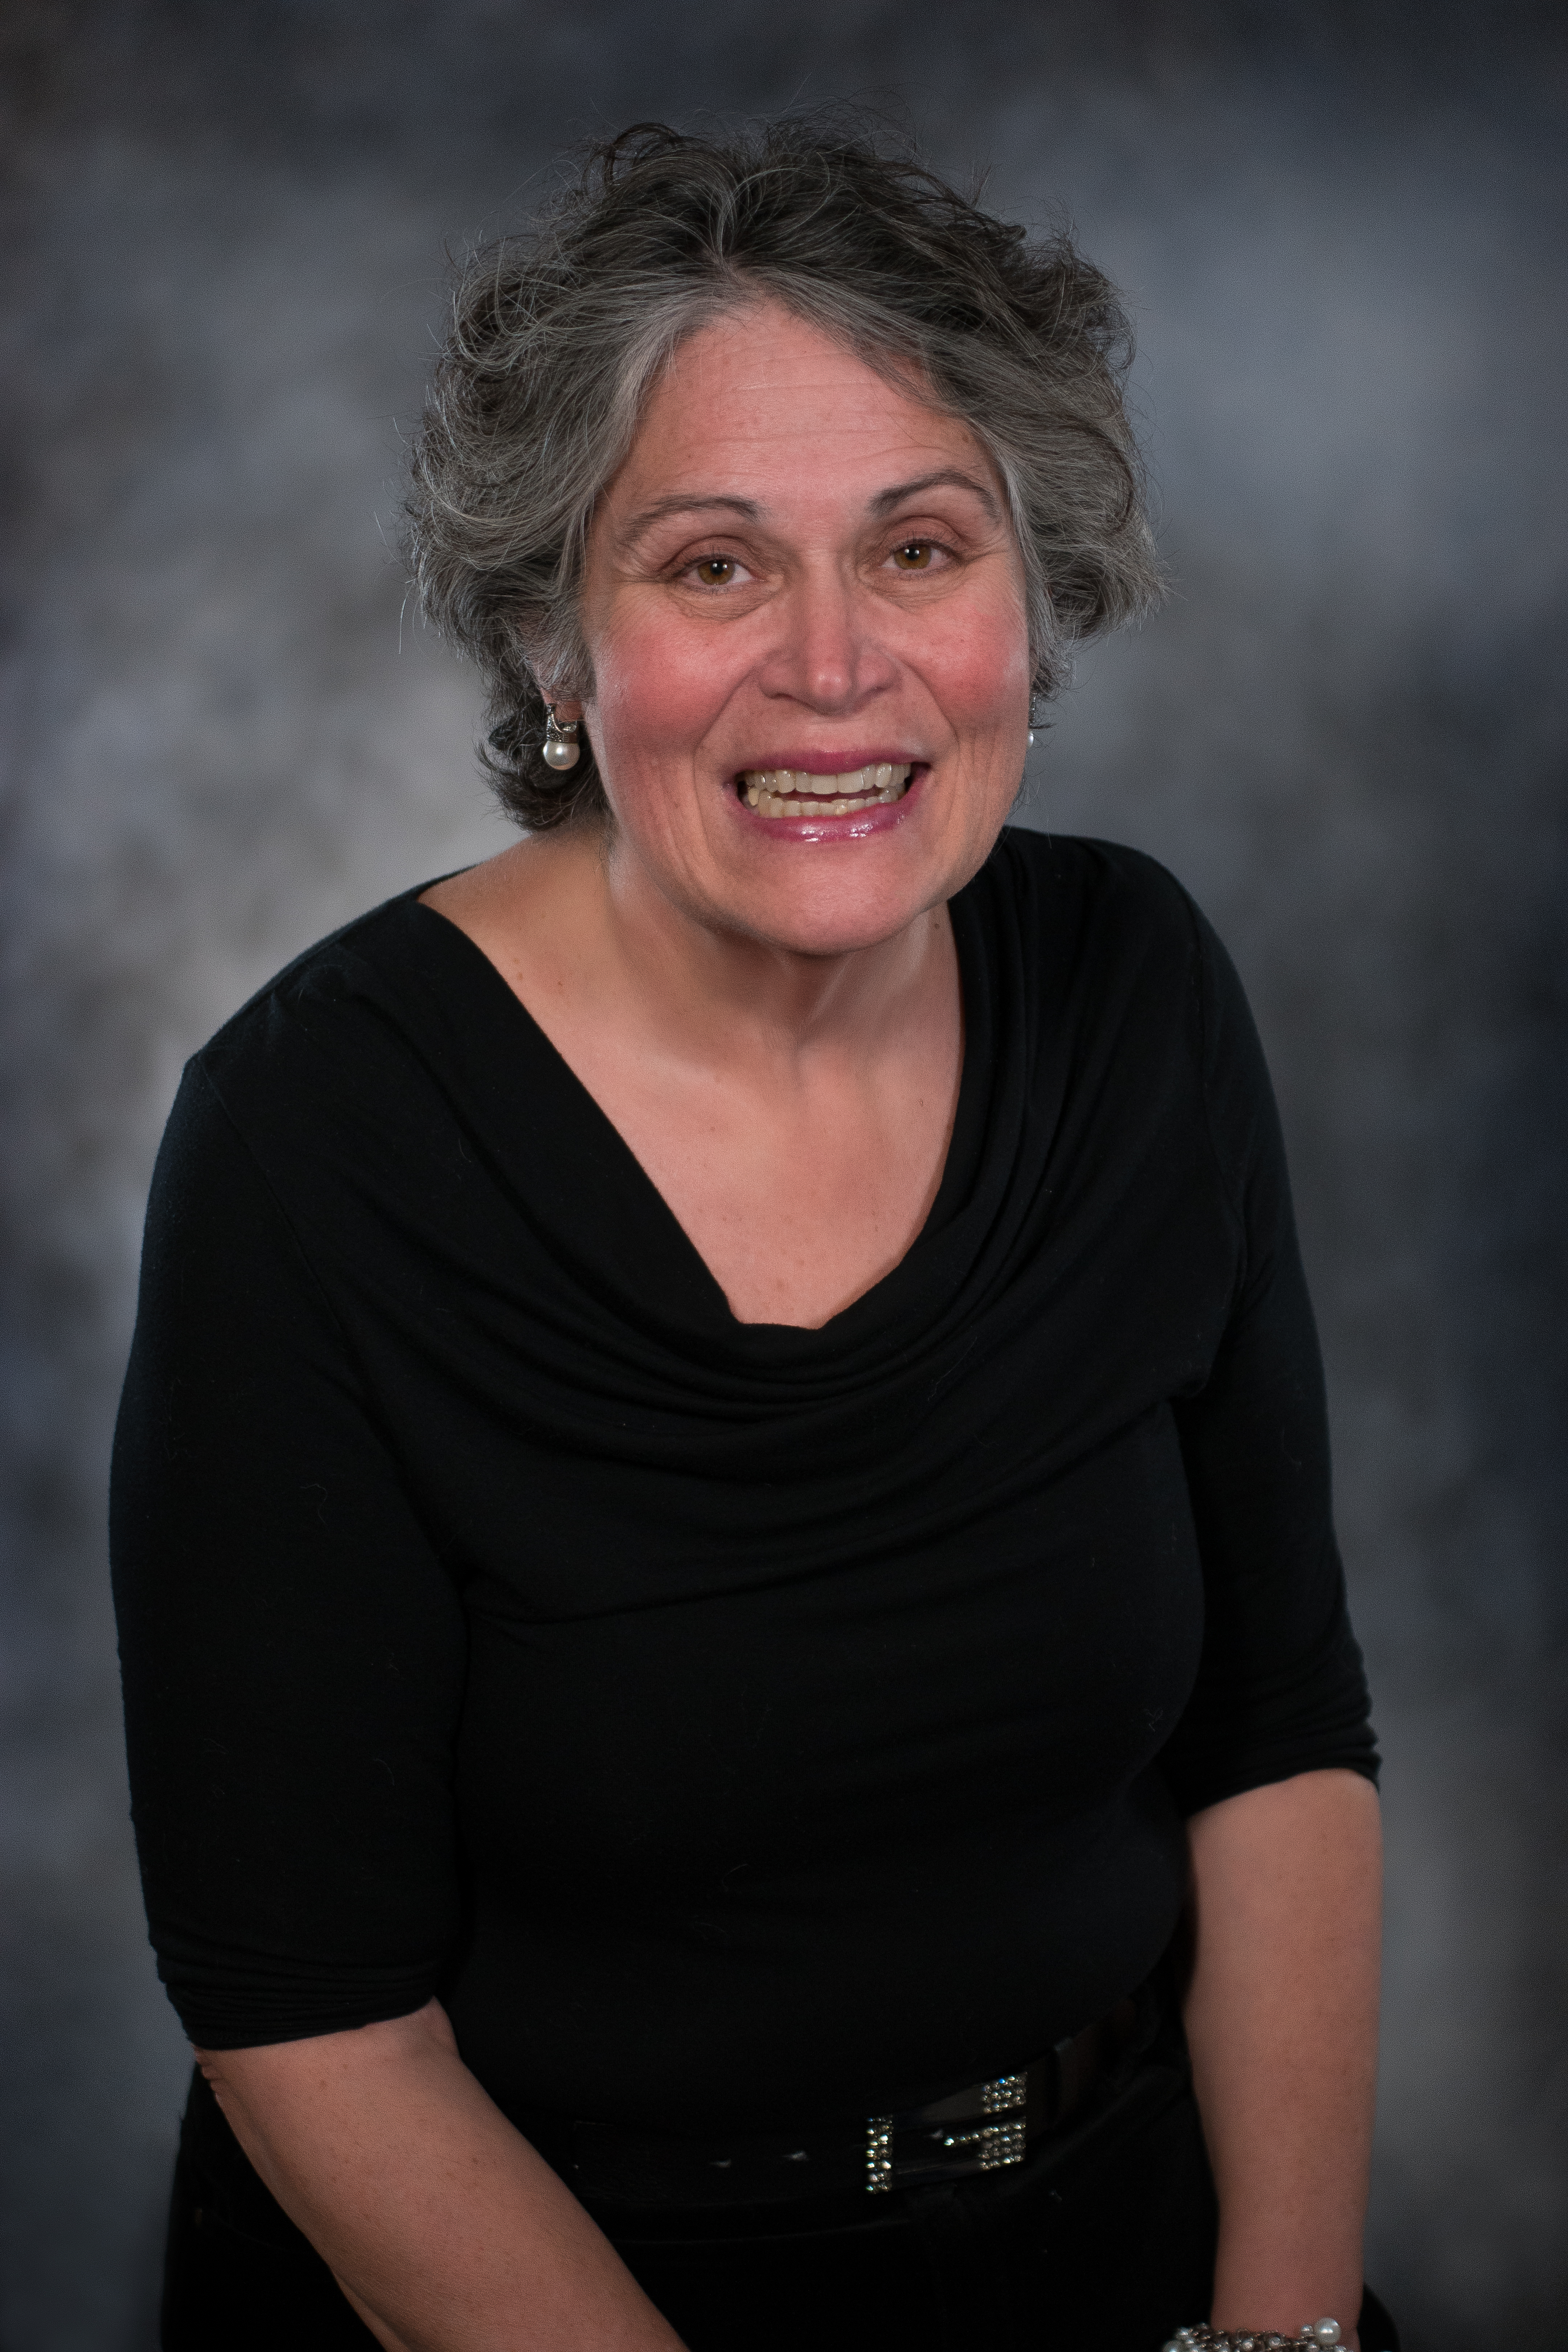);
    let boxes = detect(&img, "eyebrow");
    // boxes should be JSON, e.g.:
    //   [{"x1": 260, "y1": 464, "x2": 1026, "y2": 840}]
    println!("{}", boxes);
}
[
  {"x1": 868, "y1": 469, "x2": 1001, "y2": 522},
  {"x1": 616, "y1": 469, "x2": 1001, "y2": 549},
  {"x1": 616, "y1": 494, "x2": 761, "y2": 548}
]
